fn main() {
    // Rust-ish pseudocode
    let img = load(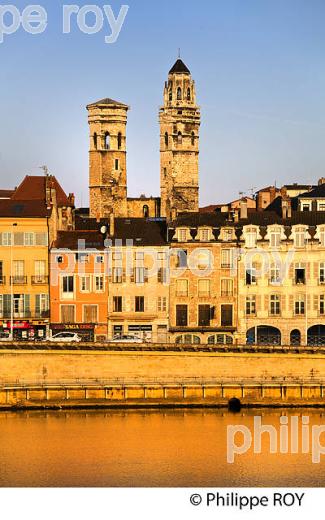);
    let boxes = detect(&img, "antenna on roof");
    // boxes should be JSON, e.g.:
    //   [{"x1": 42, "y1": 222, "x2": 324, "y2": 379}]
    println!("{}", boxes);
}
[
  {"x1": 239, "y1": 191, "x2": 245, "y2": 198},
  {"x1": 249, "y1": 187, "x2": 257, "y2": 197},
  {"x1": 178, "y1": 47, "x2": 181, "y2": 58},
  {"x1": 40, "y1": 165, "x2": 49, "y2": 176}
]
